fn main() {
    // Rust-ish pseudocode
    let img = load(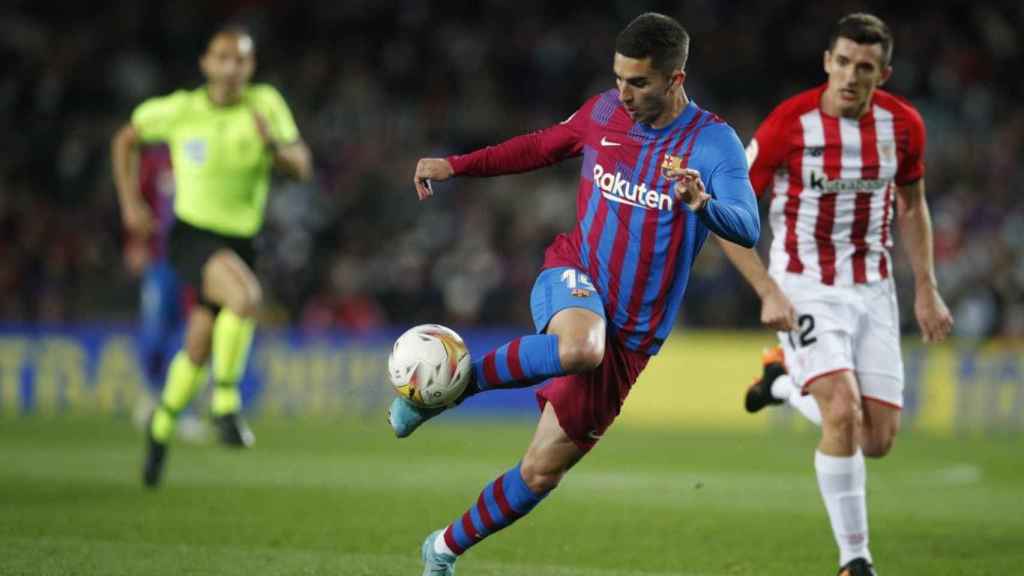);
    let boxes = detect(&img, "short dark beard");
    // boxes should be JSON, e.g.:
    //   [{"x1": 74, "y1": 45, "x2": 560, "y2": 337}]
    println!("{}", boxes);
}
[{"x1": 641, "y1": 96, "x2": 669, "y2": 126}]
